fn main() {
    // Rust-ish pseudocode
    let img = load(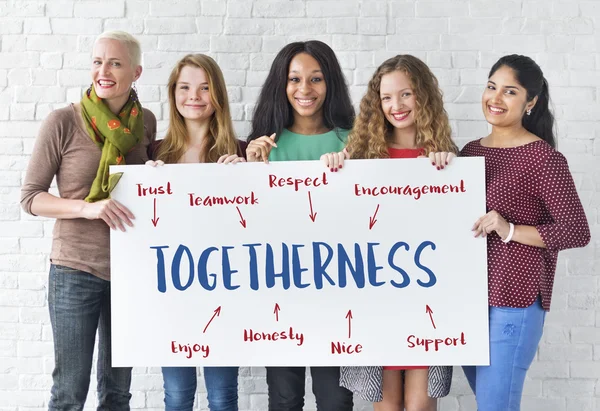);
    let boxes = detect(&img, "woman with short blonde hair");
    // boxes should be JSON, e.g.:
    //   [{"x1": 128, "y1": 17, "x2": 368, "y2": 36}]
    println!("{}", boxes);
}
[{"x1": 21, "y1": 30, "x2": 156, "y2": 409}]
